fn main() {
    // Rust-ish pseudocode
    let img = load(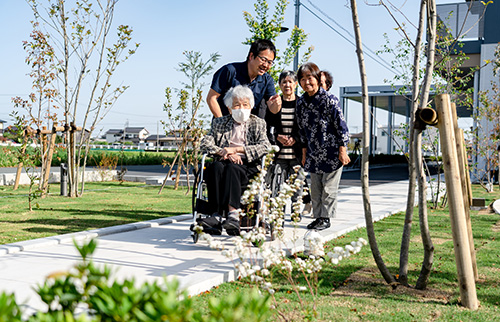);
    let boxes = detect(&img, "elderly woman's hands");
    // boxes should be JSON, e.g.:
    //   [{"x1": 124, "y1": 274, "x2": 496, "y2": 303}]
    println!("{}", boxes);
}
[
  {"x1": 219, "y1": 147, "x2": 244, "y2": 165},
  {"x1": 227, "y1": 154, "x2": 243, "y2": 164}
]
